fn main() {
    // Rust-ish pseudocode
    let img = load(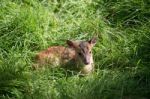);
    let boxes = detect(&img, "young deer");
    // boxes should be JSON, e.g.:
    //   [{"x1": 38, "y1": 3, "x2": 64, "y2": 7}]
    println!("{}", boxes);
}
[{"x1": 34, "y1": 38, "x2": 97, "y2": 75}]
